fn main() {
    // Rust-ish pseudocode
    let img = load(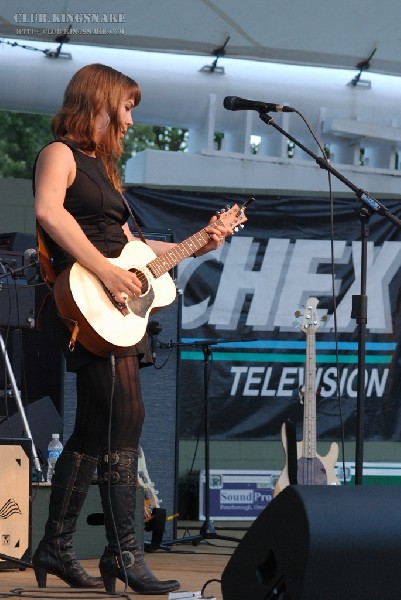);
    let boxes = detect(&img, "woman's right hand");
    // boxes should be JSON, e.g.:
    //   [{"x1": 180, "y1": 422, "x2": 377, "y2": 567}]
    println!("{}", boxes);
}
[{"x1": 100, "y1": 263, "x2": 143, "y2": 303}]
